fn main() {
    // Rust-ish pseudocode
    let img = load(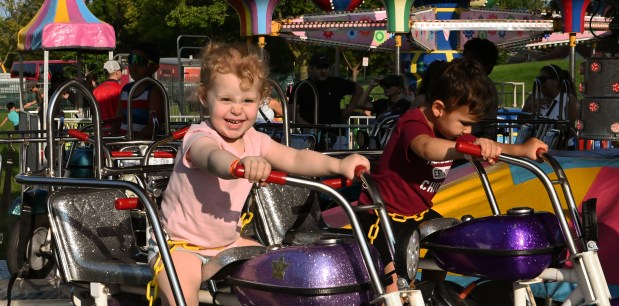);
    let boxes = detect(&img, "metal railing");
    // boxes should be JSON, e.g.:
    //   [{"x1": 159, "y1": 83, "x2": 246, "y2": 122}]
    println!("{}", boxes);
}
[{"x1": 495, "y1": 81, "x2": 526, "y2": 108}]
